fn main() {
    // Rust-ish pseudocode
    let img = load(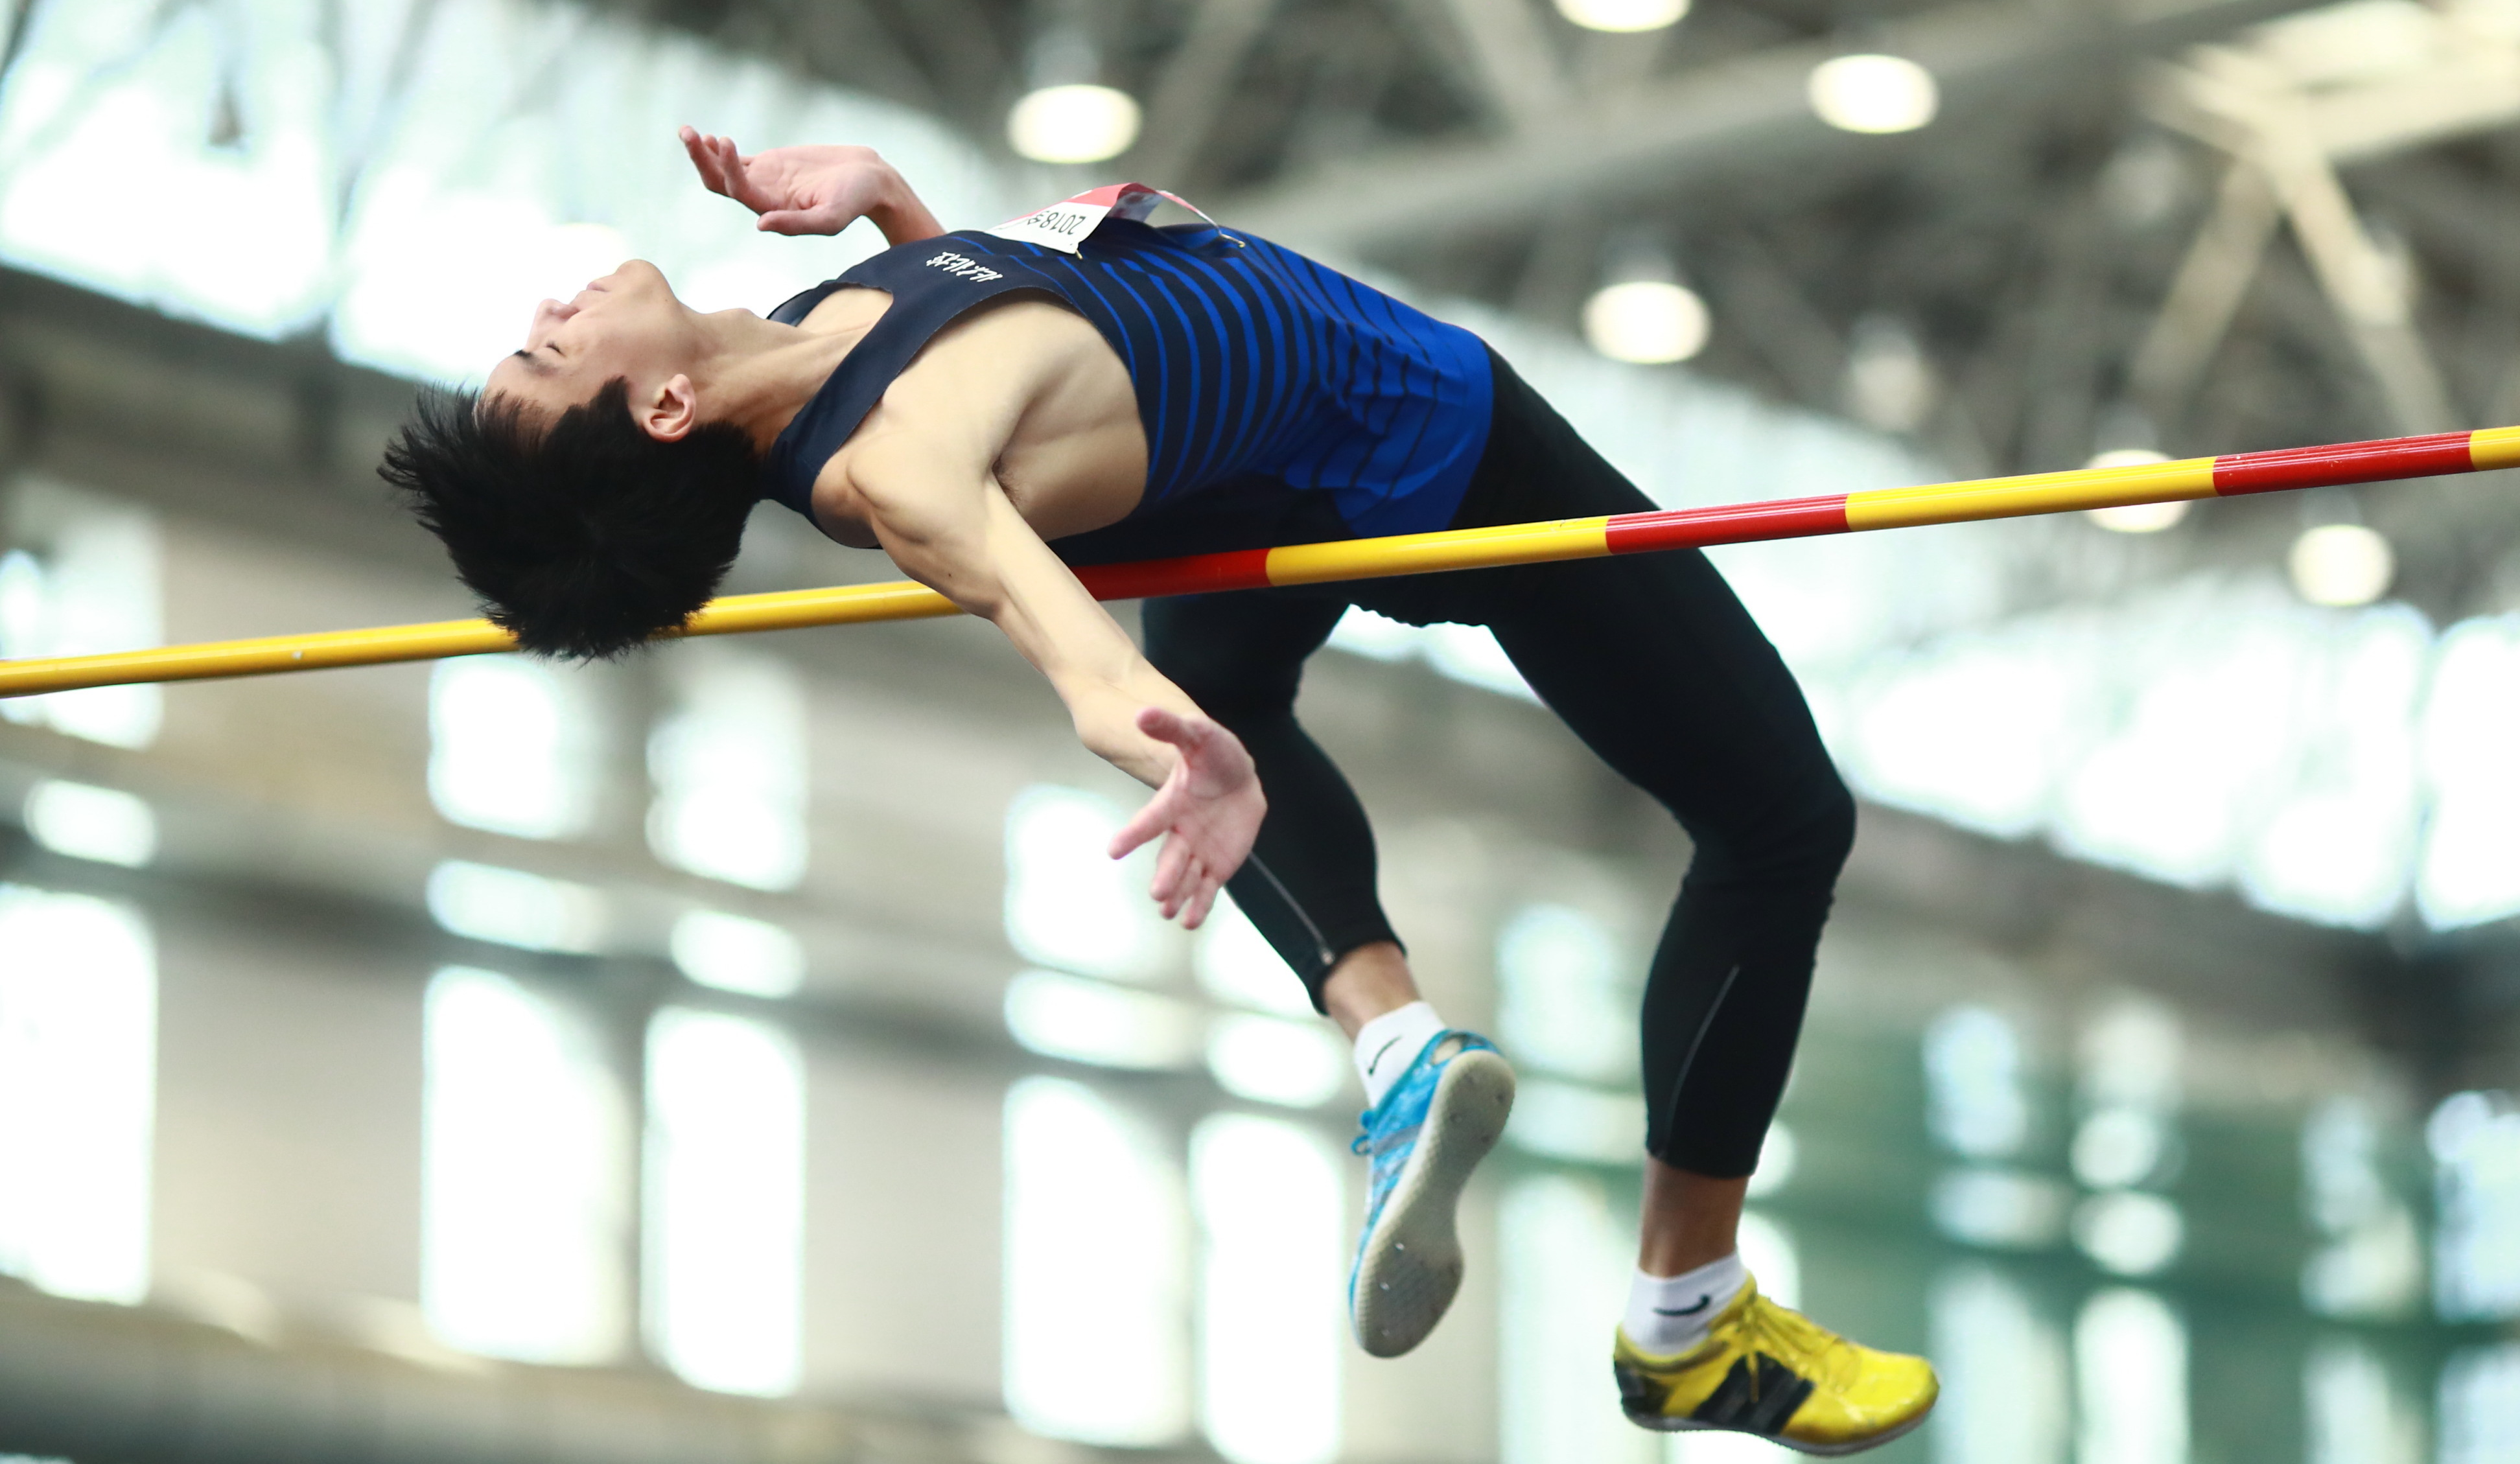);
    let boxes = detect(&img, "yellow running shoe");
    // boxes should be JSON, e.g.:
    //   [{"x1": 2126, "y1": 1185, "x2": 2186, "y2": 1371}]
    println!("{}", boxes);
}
[{"x1": 1612, "y1": 1280, "x2": 1937, "y2": 1456}]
